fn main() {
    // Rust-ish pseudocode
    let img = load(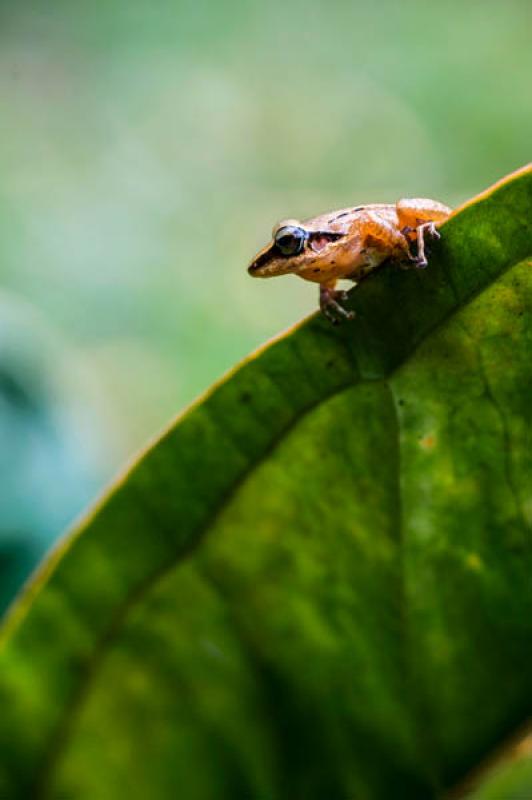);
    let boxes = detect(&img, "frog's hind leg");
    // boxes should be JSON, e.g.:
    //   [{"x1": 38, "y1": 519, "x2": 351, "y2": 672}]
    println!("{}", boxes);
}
[
  {"x1": 396, "y1": 198, "x2": 451, "y2": 268},
  {"x1": 413, "y1": 221, "x2": 440, "y2": 268},
  {"x1": 353, "y1": 208, "x2": 413, "y2": 271}
]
